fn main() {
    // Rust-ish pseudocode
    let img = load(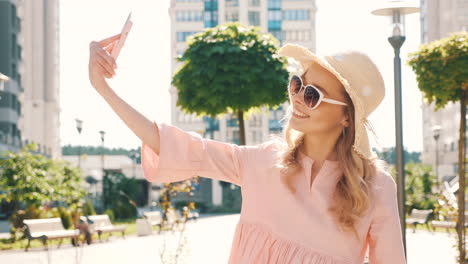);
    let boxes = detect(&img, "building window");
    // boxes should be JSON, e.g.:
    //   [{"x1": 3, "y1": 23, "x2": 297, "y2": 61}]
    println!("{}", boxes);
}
[
  {"x1": 249, "y1": 115, "x2": 262, "y2": 127},
  {"x1": 12, "y1": 5, "x2": 16, "y2": 25},
  {"x1": 268, "y1": 0, "x2": 281, "y2": 9},
  {"x1": 268, "y1": 10, "x2": 282, "y2": 20},
  {"x1": 252, "y1": 130, "x2": 262, "y2": 142},
  {"x1": 11, "y1": 34, "x2": 16, "y2": 58},
  {"x1": 249, "y1": 0, "x2": 260, "y2": 7},
  {"x1": 176, "y1": 10, "x2": 204, "y2": 22},
  {"x1": 248, "y1": 11, "x2": 260, "y2": 26},
  {"x1": 232, "y1": 130, "x2": 240, "y2": 145},
  {"x1": 225, "y1": 0, "x2": 239, "y2": 7},
  {"x1": 270, "y1": 29, "x2": 282, "y2": 41},
  {"x1": 282, "y1": 10, "x2": 310, "y2": 21},
  {"x1": 225, "y1": 10, "x2": 239, "y2": 22},
  {"x1": 268, "y1": 10, "x2": 281, "y2": 30},
  {"x1": 11, "y1": 63, "x2": 17, "y2": 80},
  {"x1": 204, "y1": 10, "x2": 219, "y2": 27},
  {"x1": 204, "y1": 0, "x2": 218, "y2": 10},
  {"x1": 177, "y1": 32, "x2": 197, "y2": 42},
  {"x1": 283, "y1": 30, "x2": 311, "y2": 41}
]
